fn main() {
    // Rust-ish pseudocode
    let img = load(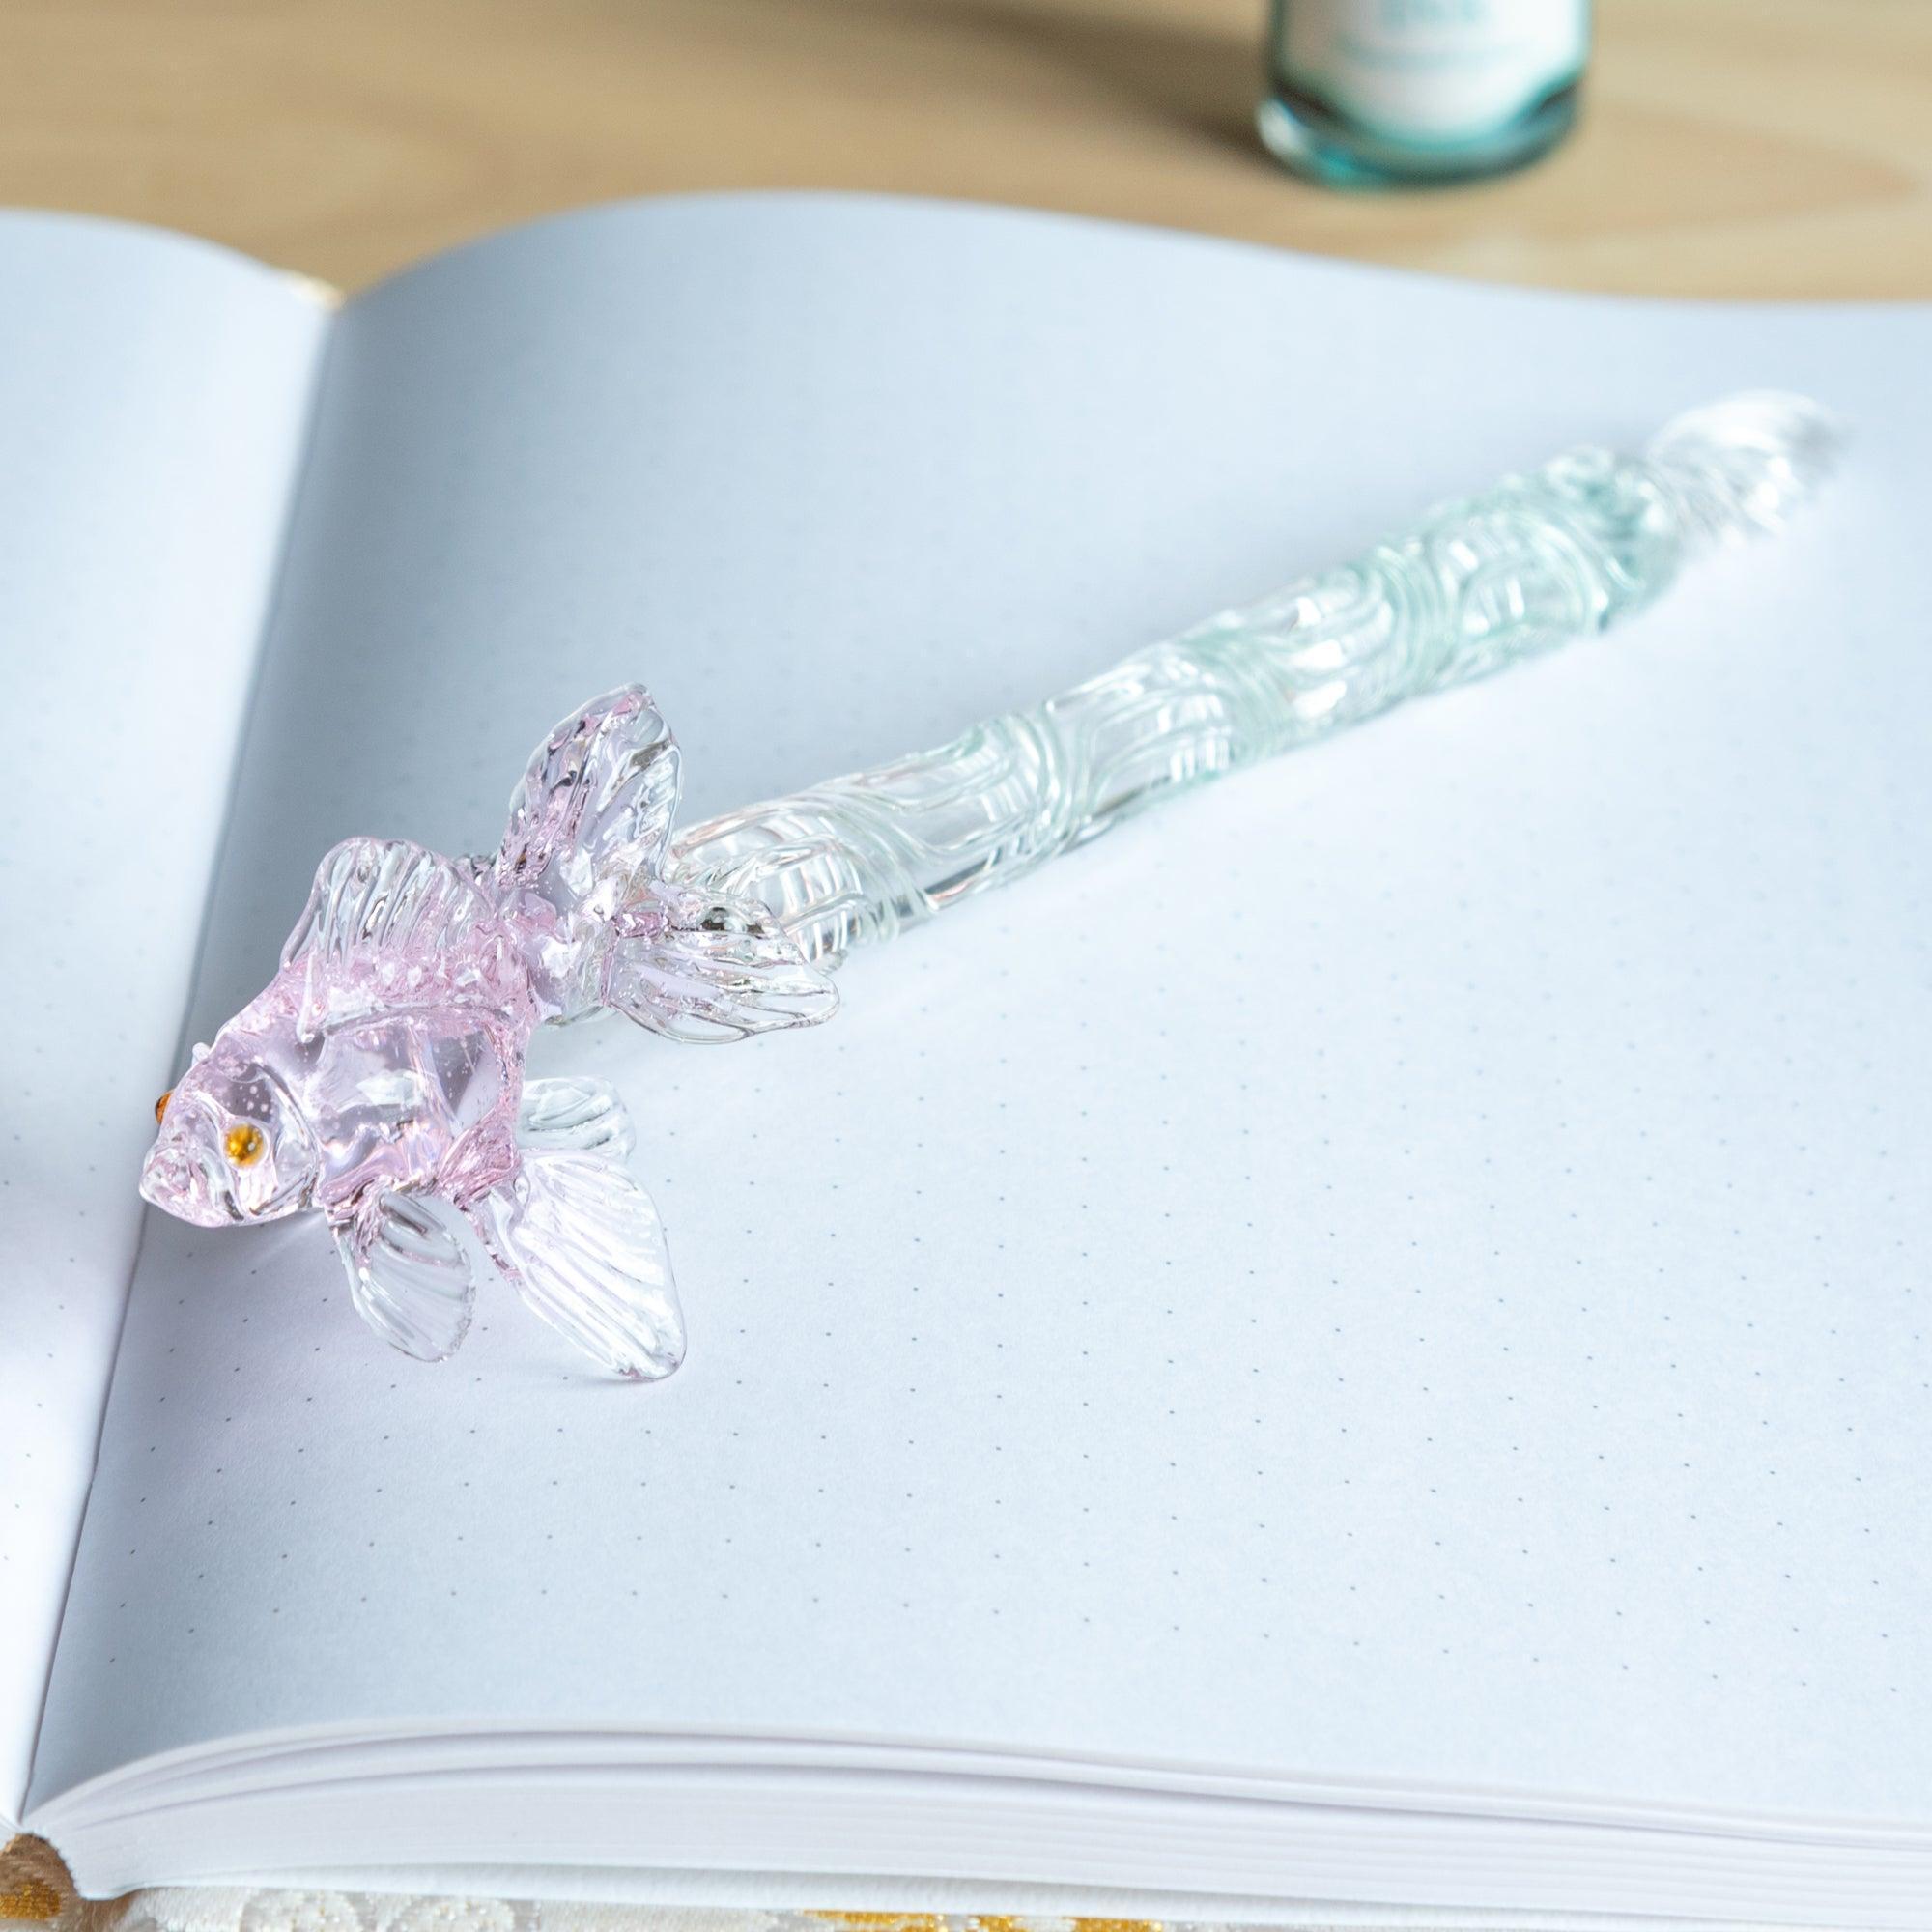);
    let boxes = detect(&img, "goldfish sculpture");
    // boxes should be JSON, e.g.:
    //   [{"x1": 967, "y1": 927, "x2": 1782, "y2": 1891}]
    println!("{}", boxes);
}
[
  {"x1": 139, "y1": 688, "x2": 837, "y2": 1379},
  {"x1": 138, "y1": 395, "x2": 1840, "y2": 1380}
]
